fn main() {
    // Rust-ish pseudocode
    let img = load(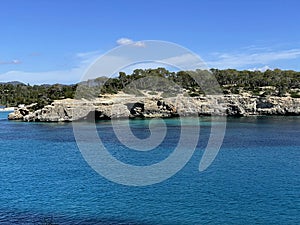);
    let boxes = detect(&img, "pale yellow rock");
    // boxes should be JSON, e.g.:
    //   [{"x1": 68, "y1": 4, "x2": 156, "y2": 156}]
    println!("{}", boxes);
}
[{"x1": 7, "y1": 94, "x2": 300, "y2": 122}]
